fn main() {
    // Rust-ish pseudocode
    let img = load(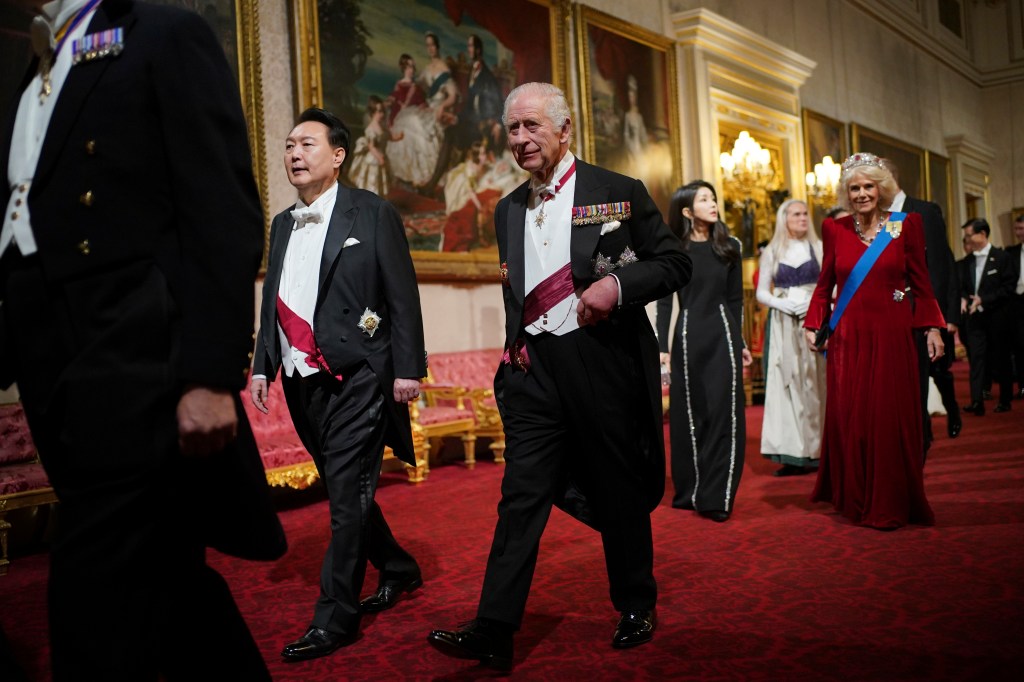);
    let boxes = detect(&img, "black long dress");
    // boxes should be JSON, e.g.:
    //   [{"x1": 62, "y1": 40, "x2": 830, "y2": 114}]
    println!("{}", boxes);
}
[{"x1": 657, "y1": 238, "x2": 745, "y2": 513}]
